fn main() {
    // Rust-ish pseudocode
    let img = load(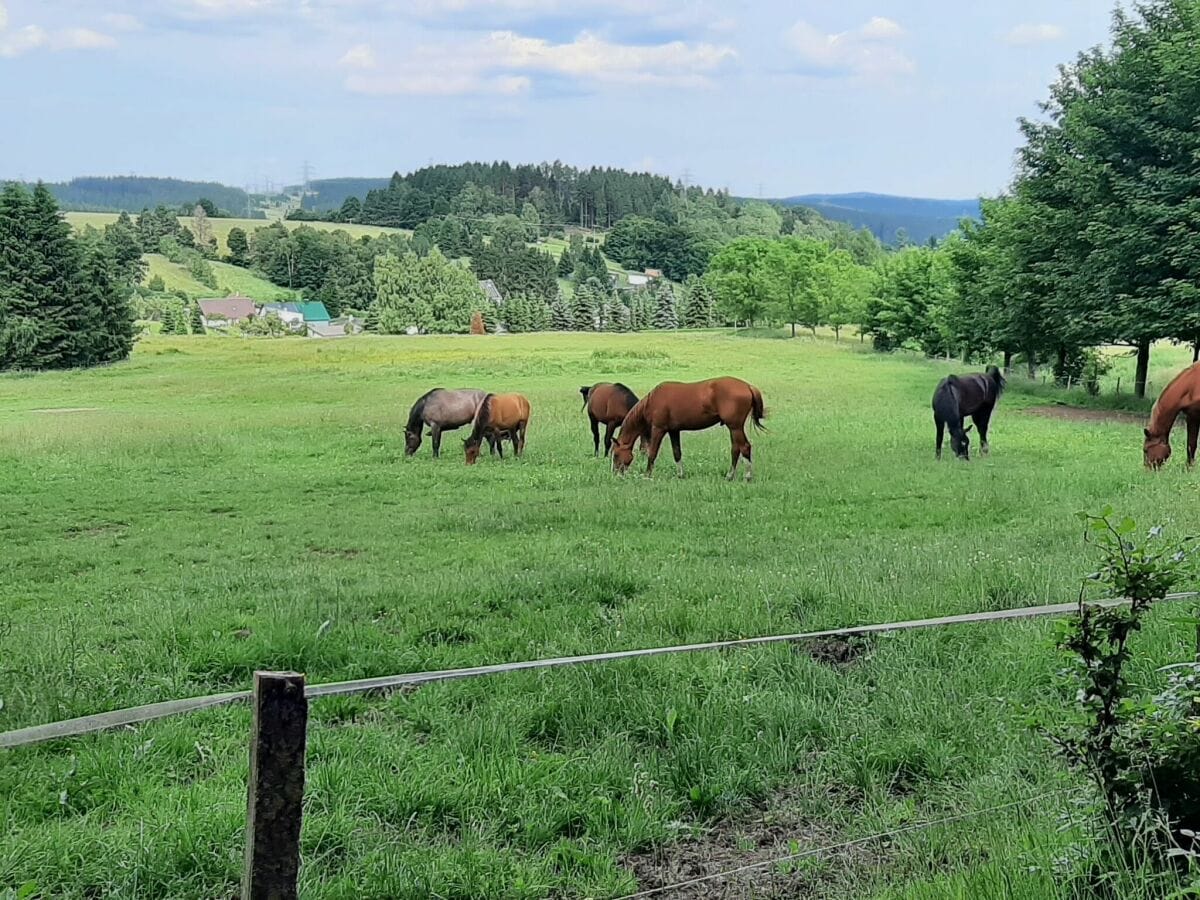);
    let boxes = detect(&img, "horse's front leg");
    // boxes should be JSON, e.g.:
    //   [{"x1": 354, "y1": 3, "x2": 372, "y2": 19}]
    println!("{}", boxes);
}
[
  {"x1": 669, "y1": 430, "x2": 684, "y2": 478},
  {"x1": 430, "y1": 425, "x2": 442, "y2": 458},
  {"x1": 1188, "y1": 415, "x2": 1199, "y2": 468},
  {"x1": 645, "y1": 427, "x2": 665, "y2": 477}
]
